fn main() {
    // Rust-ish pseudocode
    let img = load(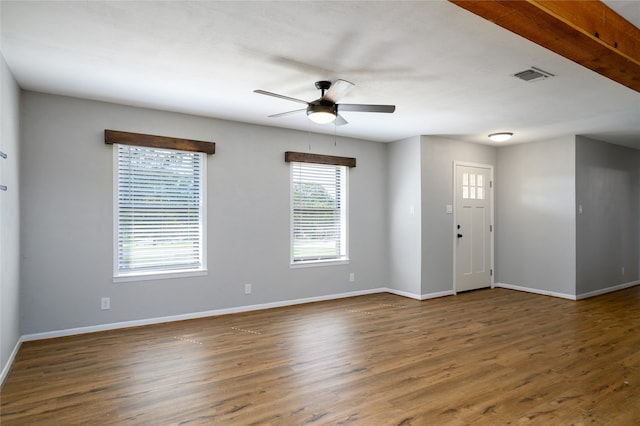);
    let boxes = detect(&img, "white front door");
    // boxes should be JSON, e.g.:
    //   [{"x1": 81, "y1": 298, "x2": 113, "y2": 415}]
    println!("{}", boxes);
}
[{"x1": 454, "y1": 163, "x2": 492, "y2": 293}]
